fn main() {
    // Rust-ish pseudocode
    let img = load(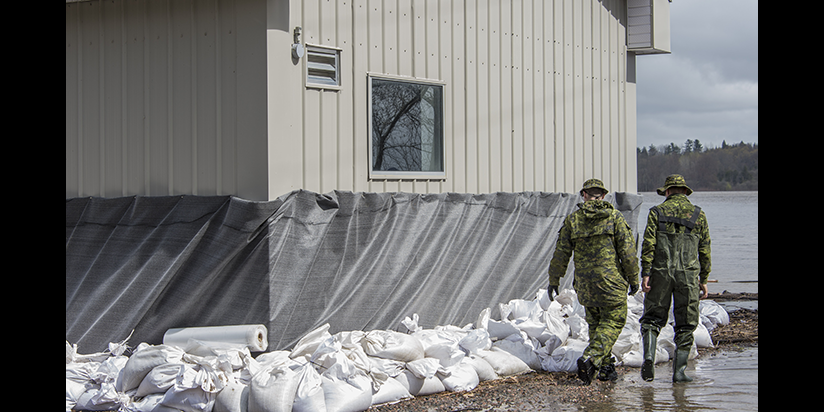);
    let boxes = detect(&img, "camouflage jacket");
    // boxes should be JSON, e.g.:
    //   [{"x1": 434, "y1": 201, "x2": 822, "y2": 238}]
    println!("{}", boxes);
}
[
  {"x1": 640, "y1": 194, "x2": 712, "y2": 283},
  {"x1": 548, "y1": 200, "x2": 639, "y2": 307}
]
